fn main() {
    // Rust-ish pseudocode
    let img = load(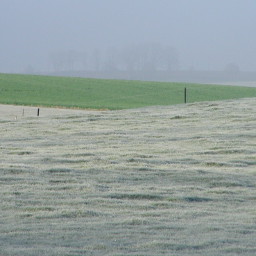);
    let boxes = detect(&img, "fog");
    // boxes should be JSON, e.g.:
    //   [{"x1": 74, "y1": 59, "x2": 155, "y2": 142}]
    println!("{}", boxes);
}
[{"x1": 1, "y1": 0, "x2": 256, "y2": 82}]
